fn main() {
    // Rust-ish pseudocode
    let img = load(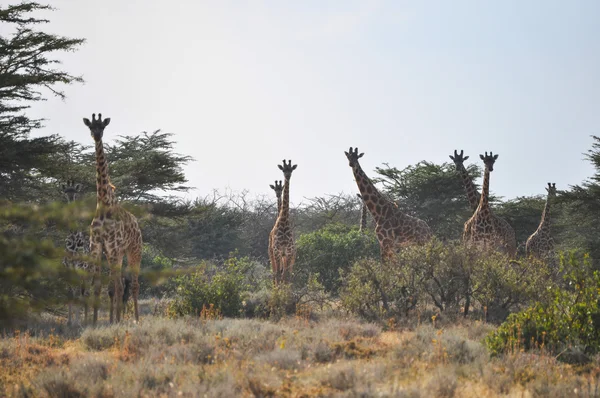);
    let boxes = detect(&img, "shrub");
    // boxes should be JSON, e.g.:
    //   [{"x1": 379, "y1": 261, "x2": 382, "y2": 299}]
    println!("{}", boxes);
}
[
  {"x1": 295, "y1": 223, "x2": 379, "y2": 294},
  {"x1": 138, "y1": 244, "x2": 174, "y2": 297},
  {"x1": 340, "y1": 240, "x2": 555, "y2": 322},
  {"x1": 486, "y1": 252, "x2": 600, "y2": 361},
  {"x1": 166, "y1": 255, "x2": 251, "y2": 317}
]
